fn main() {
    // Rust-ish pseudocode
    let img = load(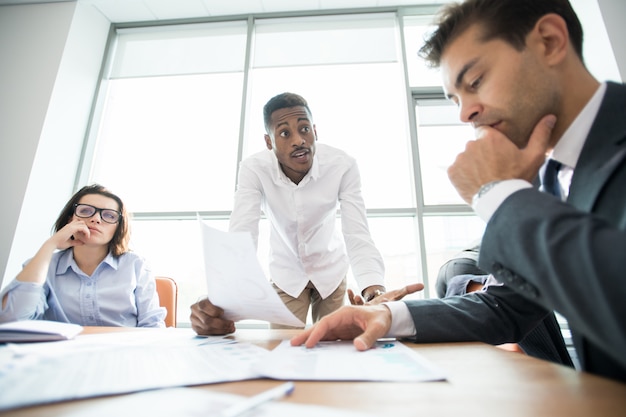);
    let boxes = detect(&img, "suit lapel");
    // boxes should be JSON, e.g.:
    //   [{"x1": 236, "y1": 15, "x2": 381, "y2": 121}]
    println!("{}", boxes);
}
[{"x1": 567, "y1": 82, "x2": 626, "y2": 211}]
